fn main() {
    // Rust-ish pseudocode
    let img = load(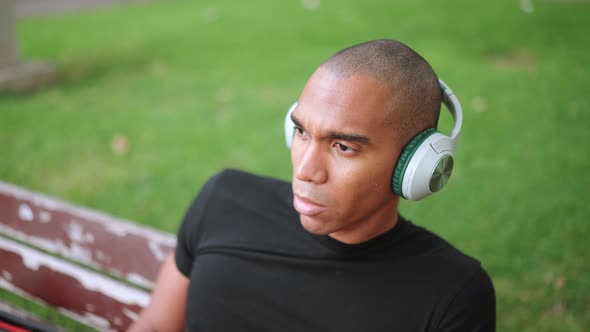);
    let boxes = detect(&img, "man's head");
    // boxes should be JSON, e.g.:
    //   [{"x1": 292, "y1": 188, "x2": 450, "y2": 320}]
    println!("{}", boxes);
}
[
  {"x1": 290, "y1": 39, "x2": 441, "y2": 244},
  {"x1": 321, "y1": 39, "x2": 442, "y2": 143}
]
